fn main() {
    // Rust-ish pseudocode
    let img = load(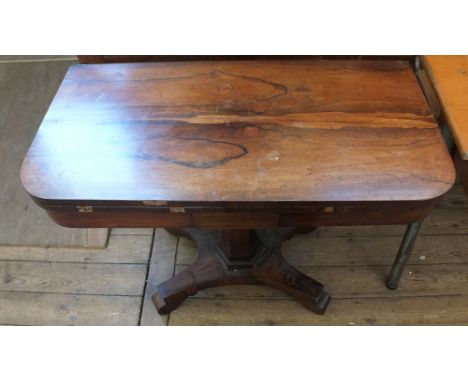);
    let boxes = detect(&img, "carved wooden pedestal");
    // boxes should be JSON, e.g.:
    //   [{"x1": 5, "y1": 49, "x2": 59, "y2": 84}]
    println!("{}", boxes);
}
[{"x1": 152, "y1": 228, "x2": 330, "y2": 315}]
